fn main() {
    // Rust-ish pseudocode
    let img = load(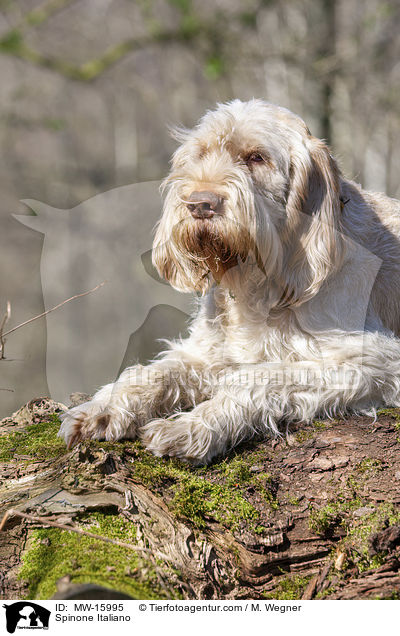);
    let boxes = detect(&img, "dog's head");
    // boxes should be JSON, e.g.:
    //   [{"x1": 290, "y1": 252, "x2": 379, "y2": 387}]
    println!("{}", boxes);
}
[{"x1": 153, "y1": 99, "x2": 345, "y2": 303}]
